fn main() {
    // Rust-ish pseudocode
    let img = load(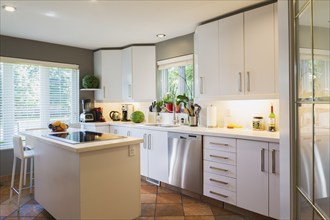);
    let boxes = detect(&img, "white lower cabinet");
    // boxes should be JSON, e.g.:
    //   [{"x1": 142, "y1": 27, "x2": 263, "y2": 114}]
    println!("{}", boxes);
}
[
  {"x1": 110, "y1": 125, "x2": 131, "y2": 136},
  {"x1": 203, "y1": 136, "x2": 237, "y2": 206},
  {"x1": 236, "y1": 139, "x2": 280, "y2": 219},
  {"x1": 130, "y1": 128, "x2": 168, "y2": 183},
  {"x1": 81, "y1": 123, "x2": 110, "y2": 133}
]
